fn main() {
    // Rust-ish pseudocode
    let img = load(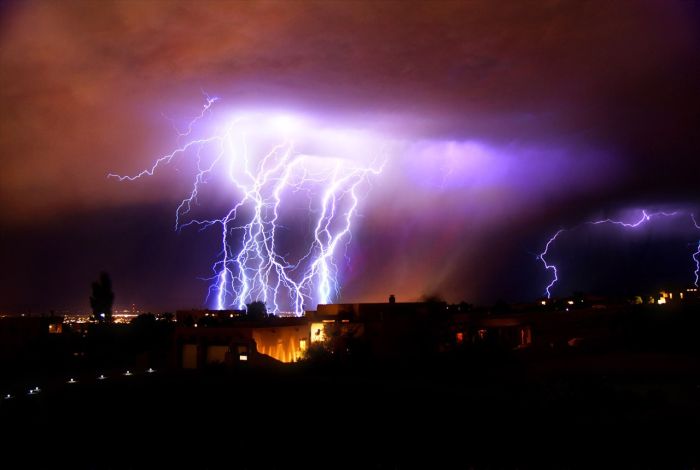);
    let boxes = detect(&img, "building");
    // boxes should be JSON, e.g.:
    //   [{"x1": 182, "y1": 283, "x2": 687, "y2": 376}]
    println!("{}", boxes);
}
[
  {"x1": 172, "y1": 313, "x2": 309, "y2": 368},
  {"x1": 171, "y1": 298, "x2": 538, "y2": 368}
]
